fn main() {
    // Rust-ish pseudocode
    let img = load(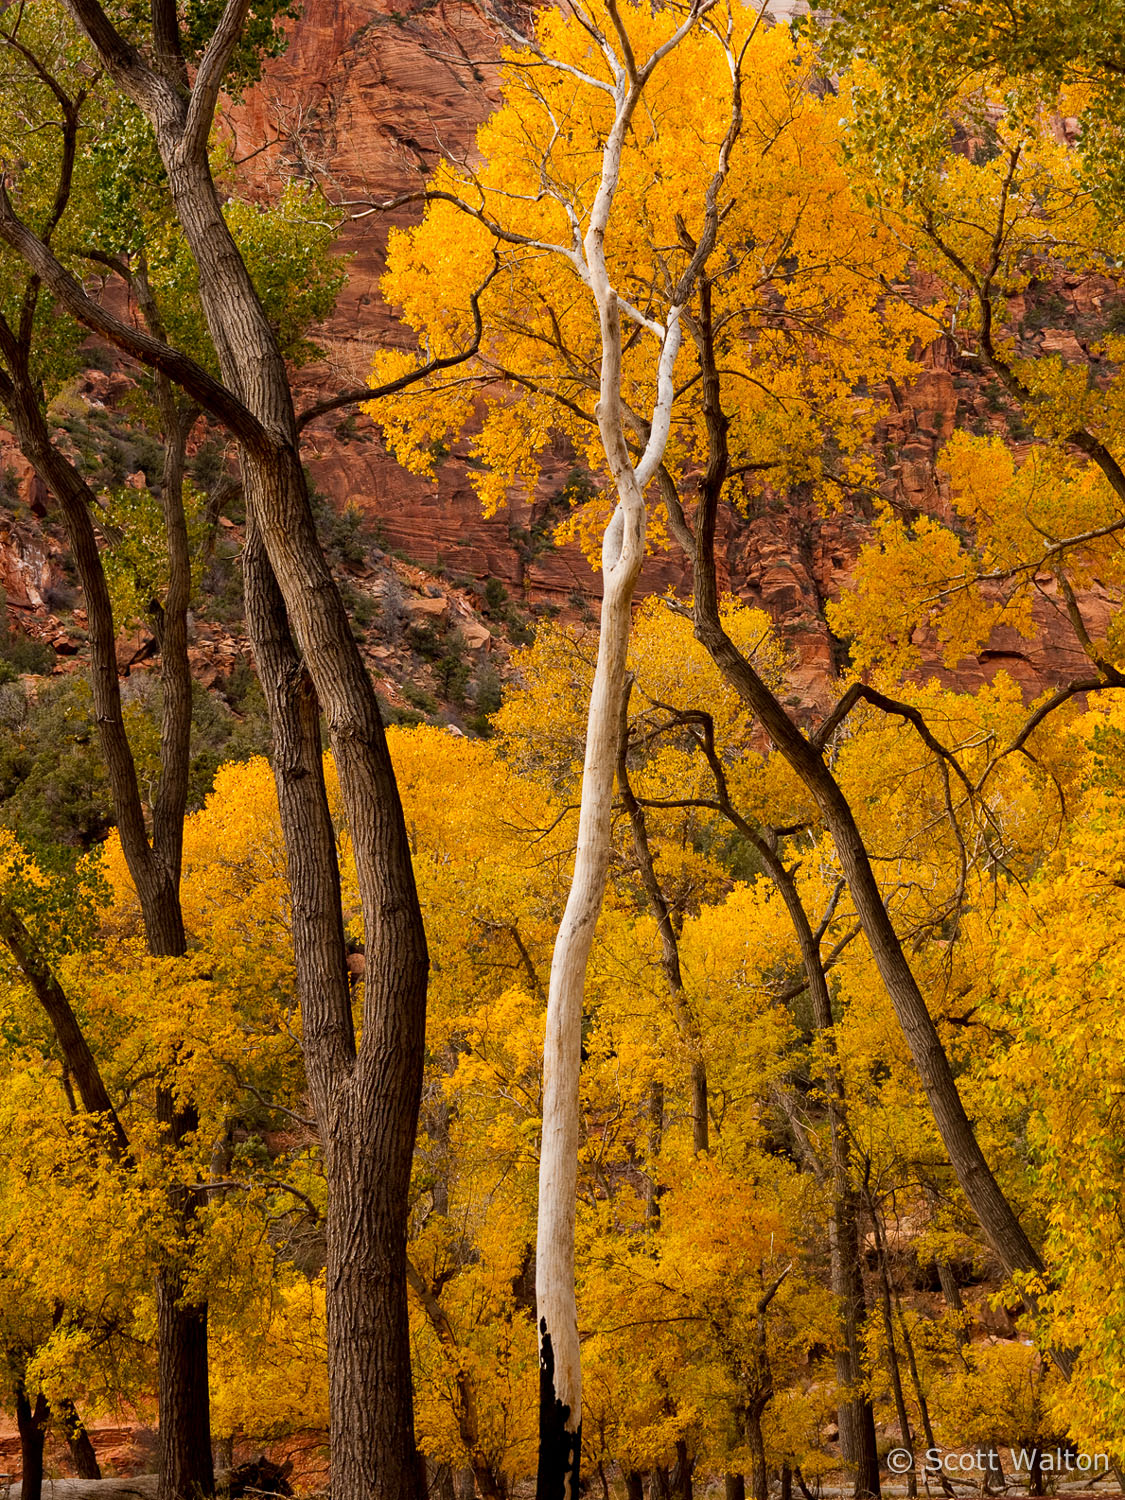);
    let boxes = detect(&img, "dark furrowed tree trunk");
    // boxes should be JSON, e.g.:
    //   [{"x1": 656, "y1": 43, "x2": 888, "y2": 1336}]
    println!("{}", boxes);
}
[
  {"x1": 157, "y1": 1088, "x2": 214, "y2": 1500},
  {"x1": 625, "y1": 1472, "x2": 646, "y2": 1500},
  {"x1": 725, "y1": 1476, "x2": 746, "y2": 1500},
  {"x1": 321, "y1": 1098, "x2": 425, "y2": 1483},
  {"x1": 12, "y1": 11, "x2": 425, "y2": 1490},
  {"x1": 691, "y1": 588, "x2": 1043, "y2": 1285},
  {"x1": 743, "y1": 1404, "x2": 768, "y2": 1500},
  {"x1": 328, "y1": 1130, "x2": 426, "y2": 1500},
  {"x1": 16, "y1": 1386, "x2": 49, "y2": 1500},
  {"x1": 831, "y1": 1205, "x2": 880, "y2": 1500},
  {"x1": 0, "y1": 366, "x2": 211, "y2": 1494},
  {"x1": 155, "y1": 1277, "x2": 212, "y2": 1500},
  {"x1": 243, "y1": 525, "x2": 425, "y2": 1500},
  {"x1": 57, "y1": 1396, "x2": 102, "y2": 1479},
  {"x1": 670, "y1": 1441, "x2": 693, "y2": 1500},
  {"x1": 665, "y1": 703, "x2": 879, "y2": 1500},
  {"x1": 164, "y1": 113, "x2": 429, "y2": 1500}
]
